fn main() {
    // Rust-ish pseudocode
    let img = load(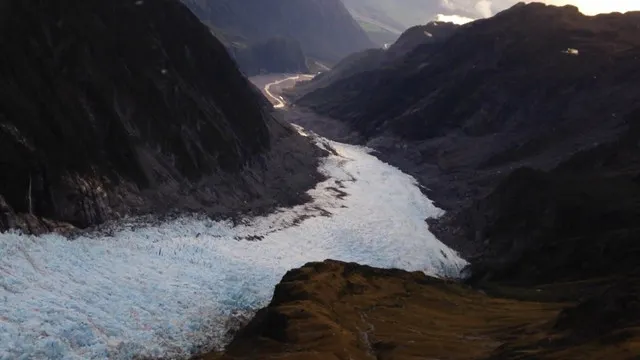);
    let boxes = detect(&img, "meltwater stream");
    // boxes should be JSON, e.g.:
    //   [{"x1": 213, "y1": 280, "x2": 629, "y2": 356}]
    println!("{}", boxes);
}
[{"x1": 0, "y1": 137, "x2": 467, "y2": 360}]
